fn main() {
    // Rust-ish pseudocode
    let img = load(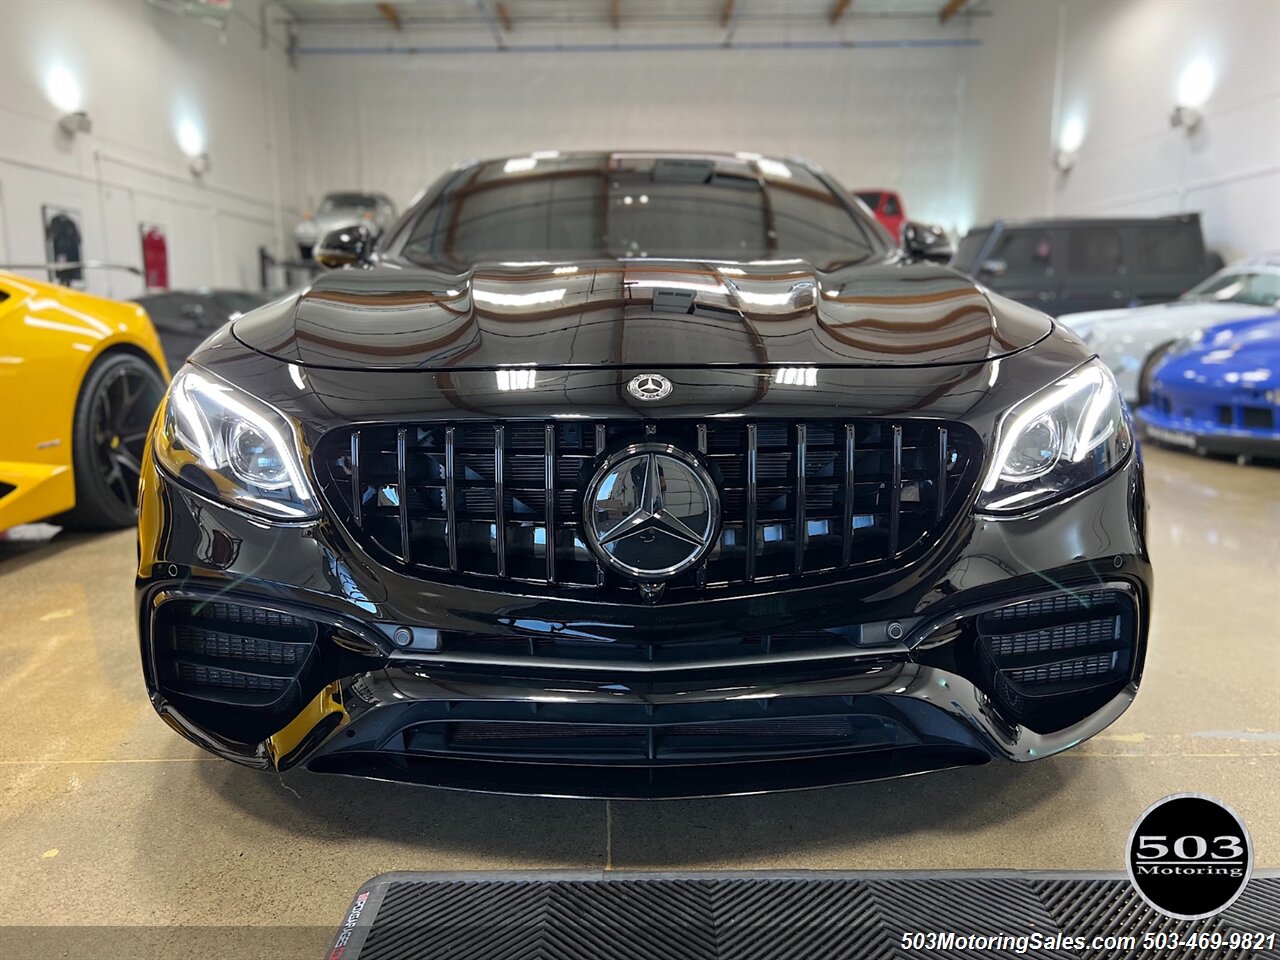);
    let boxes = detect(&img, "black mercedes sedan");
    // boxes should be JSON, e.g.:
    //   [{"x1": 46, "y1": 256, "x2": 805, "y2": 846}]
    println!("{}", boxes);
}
[{"x1": 136, "y1": 151, "x2": 1151, "y2": 798}]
